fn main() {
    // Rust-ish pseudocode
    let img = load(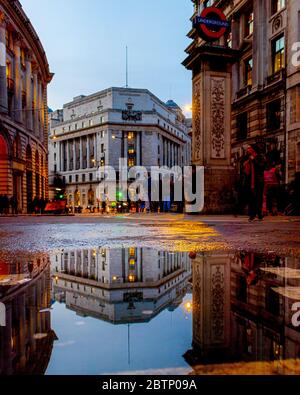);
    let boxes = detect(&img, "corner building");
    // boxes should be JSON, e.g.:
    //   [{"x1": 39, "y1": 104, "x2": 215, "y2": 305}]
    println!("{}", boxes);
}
[
  {"x1": 0, "y1": 0, "x2": 52, "y2": 213},
  {"x1": 184, "y1": 0, "x2": 300, "y2": 213}
]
